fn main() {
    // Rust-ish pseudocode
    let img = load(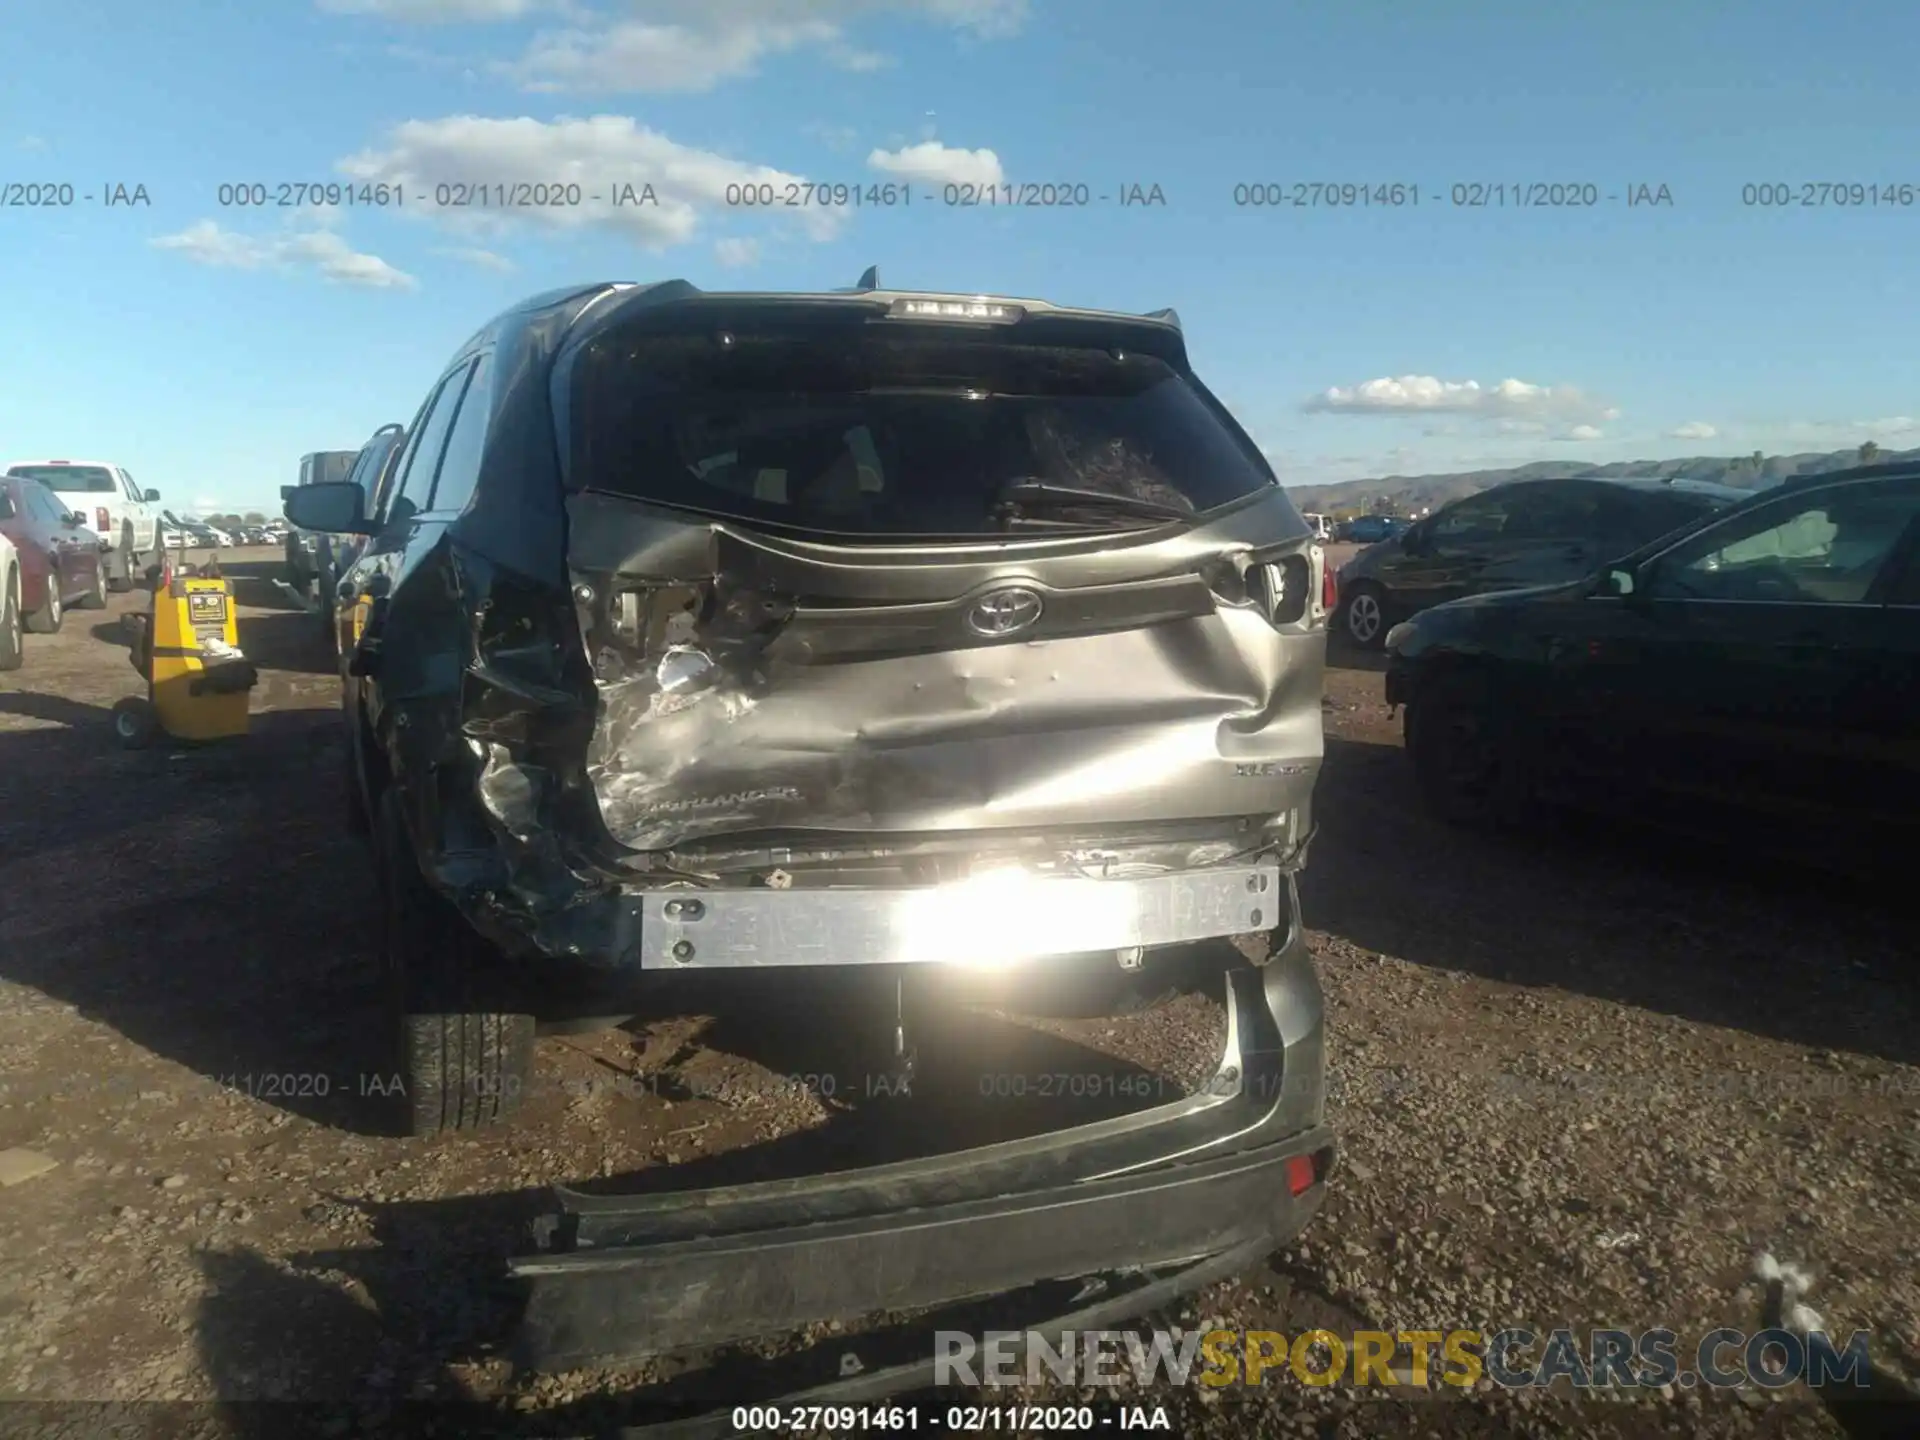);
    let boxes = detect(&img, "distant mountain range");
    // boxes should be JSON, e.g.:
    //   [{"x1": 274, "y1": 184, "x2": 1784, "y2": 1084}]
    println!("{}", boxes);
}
[{"x1": 1284, "y1": 444, "x2": 1920, "y2": 514}]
